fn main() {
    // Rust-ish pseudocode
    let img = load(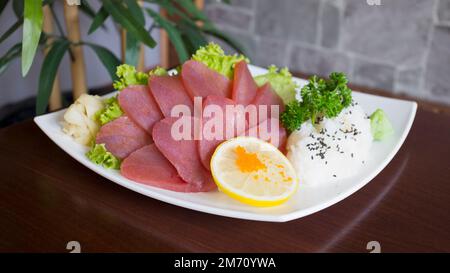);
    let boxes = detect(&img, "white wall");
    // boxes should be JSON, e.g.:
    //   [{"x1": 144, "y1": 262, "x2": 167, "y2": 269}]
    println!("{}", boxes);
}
[{"x1": 0, "y1": 1, "x2": 161, "y2": 108}]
